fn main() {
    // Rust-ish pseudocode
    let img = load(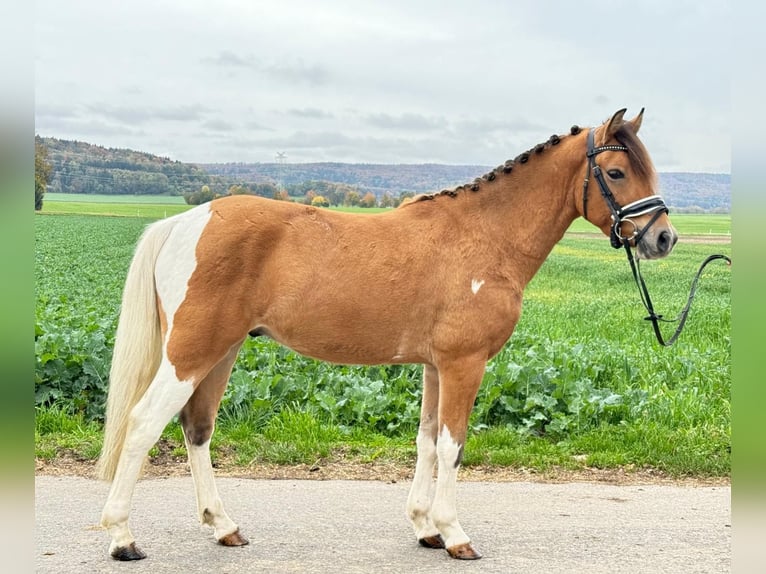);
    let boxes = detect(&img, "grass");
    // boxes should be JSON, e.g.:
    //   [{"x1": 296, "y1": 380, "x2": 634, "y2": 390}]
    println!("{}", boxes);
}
[
  {"x1": 35, "y1": 405, "x2": 103, "y2": 461},
  {"x1": 45, "y1": 192, "x2": 188, "y2": 204},
  {"x1": 41, "y1": 193, "x2": 390, "y2": 217},
  {"x1": 567, "y1": 213, "x2": 730, "y2": 235},
  {"x1": 42, "y1": 194, "x2": 731, "y2": 236},
  {"x1": 34, "y1": 208, "x2": 731, "y2": 478}
]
